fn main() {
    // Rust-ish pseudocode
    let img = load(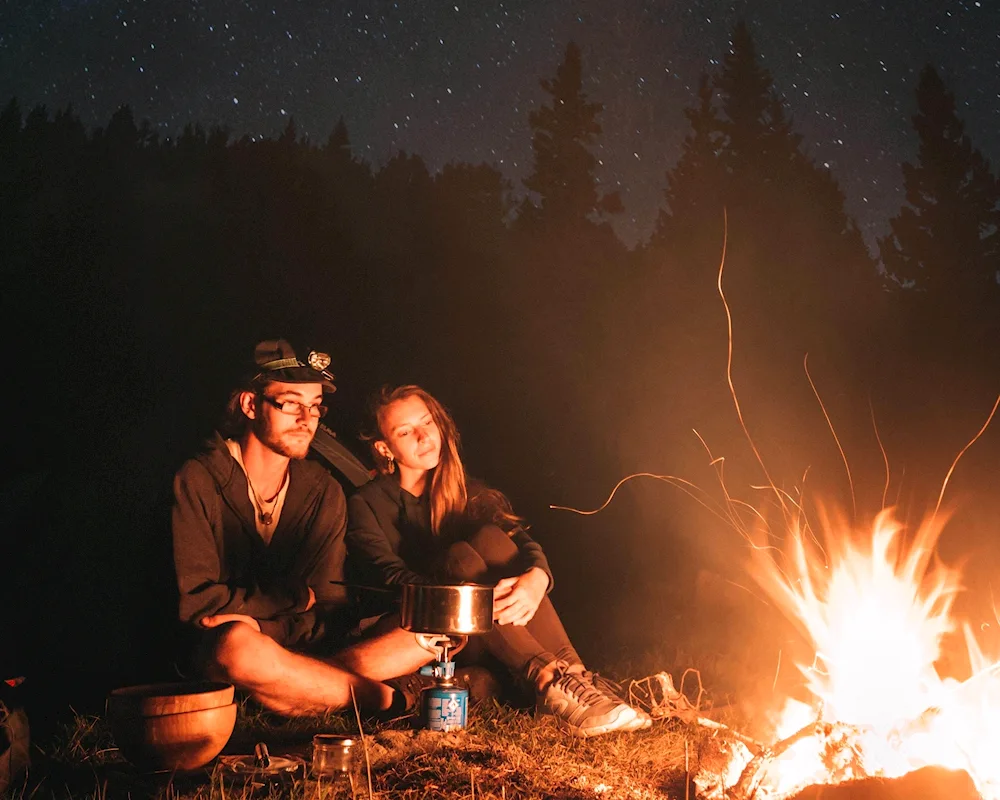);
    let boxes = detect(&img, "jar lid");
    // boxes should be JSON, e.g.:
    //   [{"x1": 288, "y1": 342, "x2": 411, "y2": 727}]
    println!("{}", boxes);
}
[{"x1": 218, "y1": 754, "x2": 306, "y2": 776}]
